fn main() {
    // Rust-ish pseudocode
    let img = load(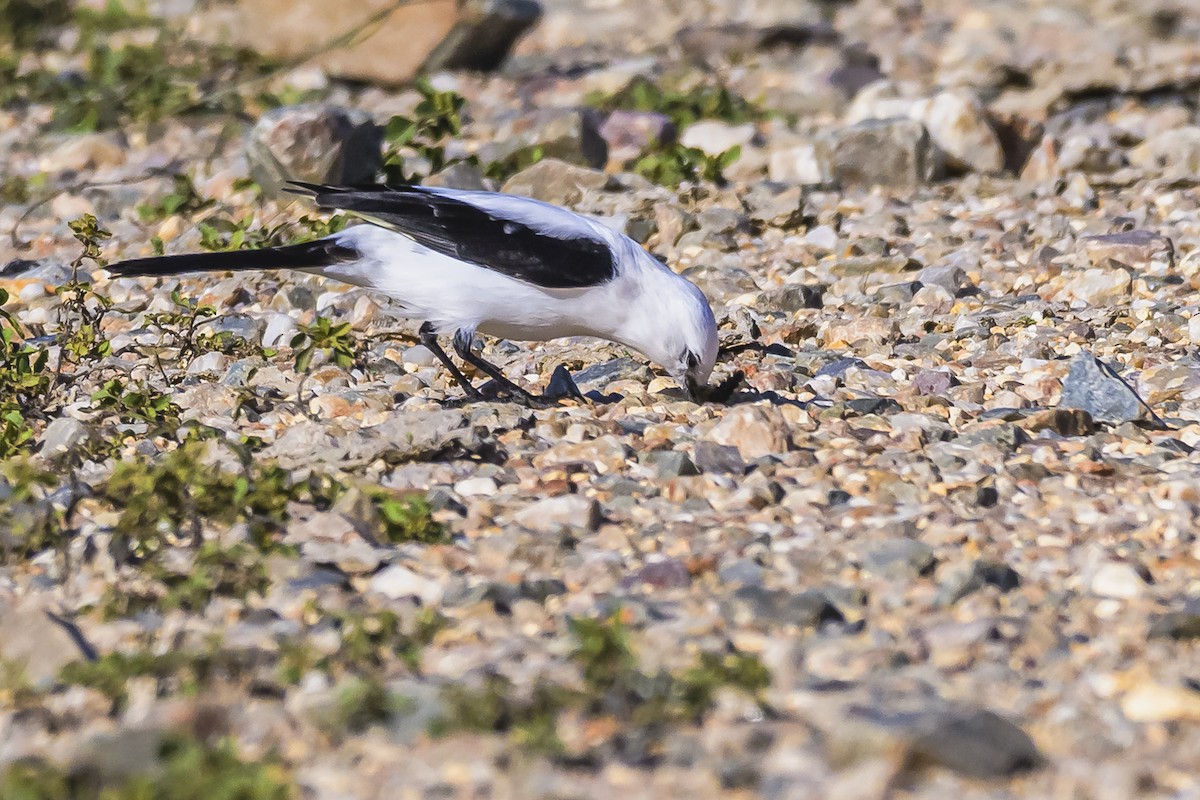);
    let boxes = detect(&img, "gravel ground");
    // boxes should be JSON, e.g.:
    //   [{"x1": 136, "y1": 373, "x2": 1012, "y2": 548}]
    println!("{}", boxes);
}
[{"x1": 4, "y1": 0, "x2": 1200, "y2": 797}]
